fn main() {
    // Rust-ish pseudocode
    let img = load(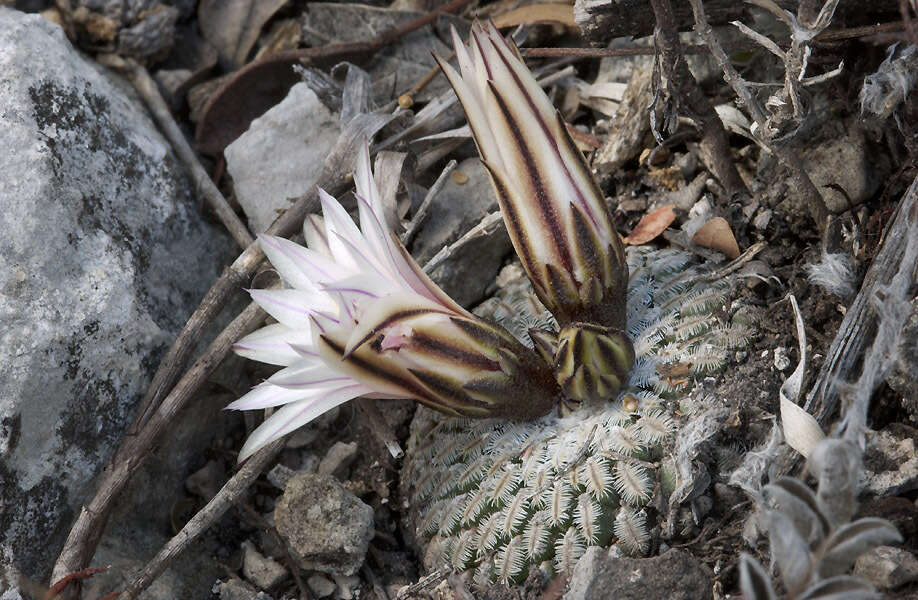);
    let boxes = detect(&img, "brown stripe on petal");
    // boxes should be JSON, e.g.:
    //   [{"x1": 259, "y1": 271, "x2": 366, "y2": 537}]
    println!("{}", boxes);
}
[
  {"x1": 487, "y1": 43, "x2": 601, "y2": 233},
  {"x1": 569, "y1": 200, "x2": 605, "y2": 279},
  {"x1": 319, "y1": 334, "x2": 436, "y2": 404},
  {"x1": 409, "y1": 333, "x2": 502, "y2": 371},
  {"x1": 480, "y1": 161, "x2": 544, "y2": 295},
  {"x1": 344, "y1": 307, "x2": 446, "y2": 358},
  {"x1": 488, "y1": 81, "x2": 574, "y2": 275},
  {"x1": 551, "y1": 111, "x2": 615, "y2": 234},
  {"x1": 409, "y1": 368, "x2": 493, "y2": 416},
  {"x1": 544, "y1": 263, "x2": 581, "y2": 318}
]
